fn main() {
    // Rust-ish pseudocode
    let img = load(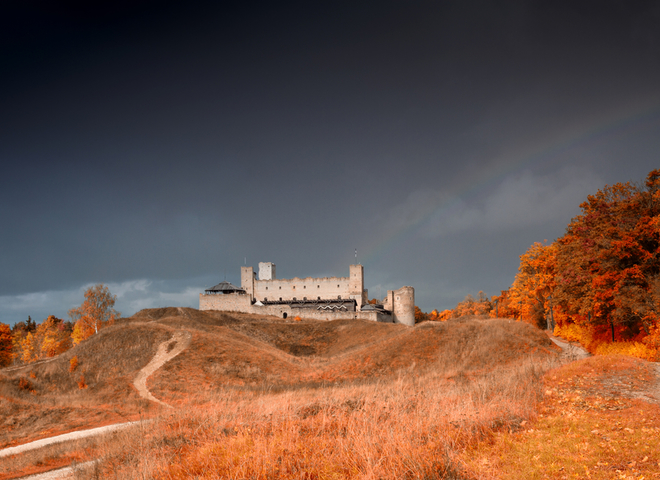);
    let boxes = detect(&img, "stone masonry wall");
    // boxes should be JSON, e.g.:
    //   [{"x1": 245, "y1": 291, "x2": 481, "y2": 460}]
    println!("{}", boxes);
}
[
  {"x1": 253, "y1": 276, "x2": 352, "y2": 303},
  {"x1": 199, "y1": 293, "x2": 393, "y2": 323}
]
